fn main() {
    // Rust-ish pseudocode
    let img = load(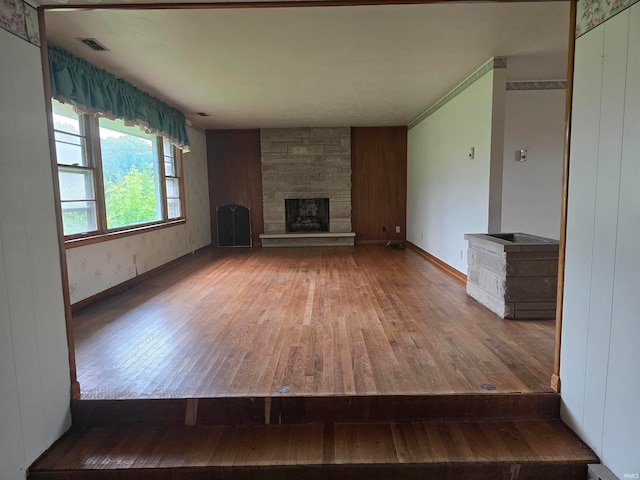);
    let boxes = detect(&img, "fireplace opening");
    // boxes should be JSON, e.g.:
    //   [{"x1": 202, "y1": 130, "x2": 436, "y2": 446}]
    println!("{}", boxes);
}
[{"x1": 285, "y1": 198, "x2": 329, "y2": 233}]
